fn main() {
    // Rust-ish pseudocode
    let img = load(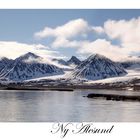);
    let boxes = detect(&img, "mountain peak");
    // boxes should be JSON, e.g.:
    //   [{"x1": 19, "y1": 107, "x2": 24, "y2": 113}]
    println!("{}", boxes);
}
[
  {"x1": 0, "y1": 57, "x2": 11, "y2": 61},
  {"x1": 88, "y1": 53, "x2": 108, "y2": 60},
  {"x1": 67, "y1": 56, "x2": 81, "y2": 65},
  {"x1": 71, "y1": 56, "x2": 78, "y2": 59},
  {"x1": 15, "y1": 52, "x2": 40, "y2": 62},
  {"x1": 22, "y1": 52, "x2": 39, "y2": 58}
]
